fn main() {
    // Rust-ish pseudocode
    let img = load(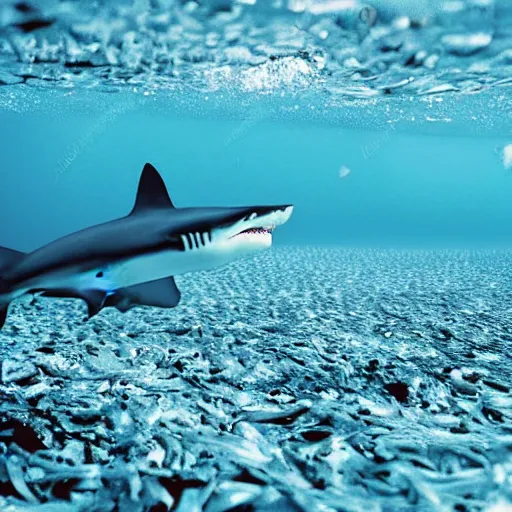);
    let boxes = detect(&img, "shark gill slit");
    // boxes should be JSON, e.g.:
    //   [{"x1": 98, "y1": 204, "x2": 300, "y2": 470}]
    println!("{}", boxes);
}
[{"x1": 184, "y1": 233, "x2": 192, "y2": 251}]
